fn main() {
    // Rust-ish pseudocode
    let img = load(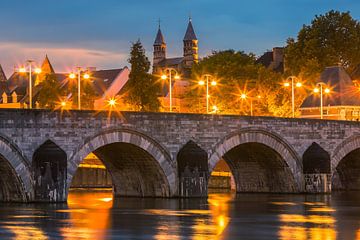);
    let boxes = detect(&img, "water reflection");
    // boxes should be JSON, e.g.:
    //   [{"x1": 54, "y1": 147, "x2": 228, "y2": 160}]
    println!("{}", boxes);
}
[
  {"x1": 3, "y1": 192, "x2": 360, "y2": 239},
  {"x1": 62, "y1": 190, "x2": 113, "y2": 239}
]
